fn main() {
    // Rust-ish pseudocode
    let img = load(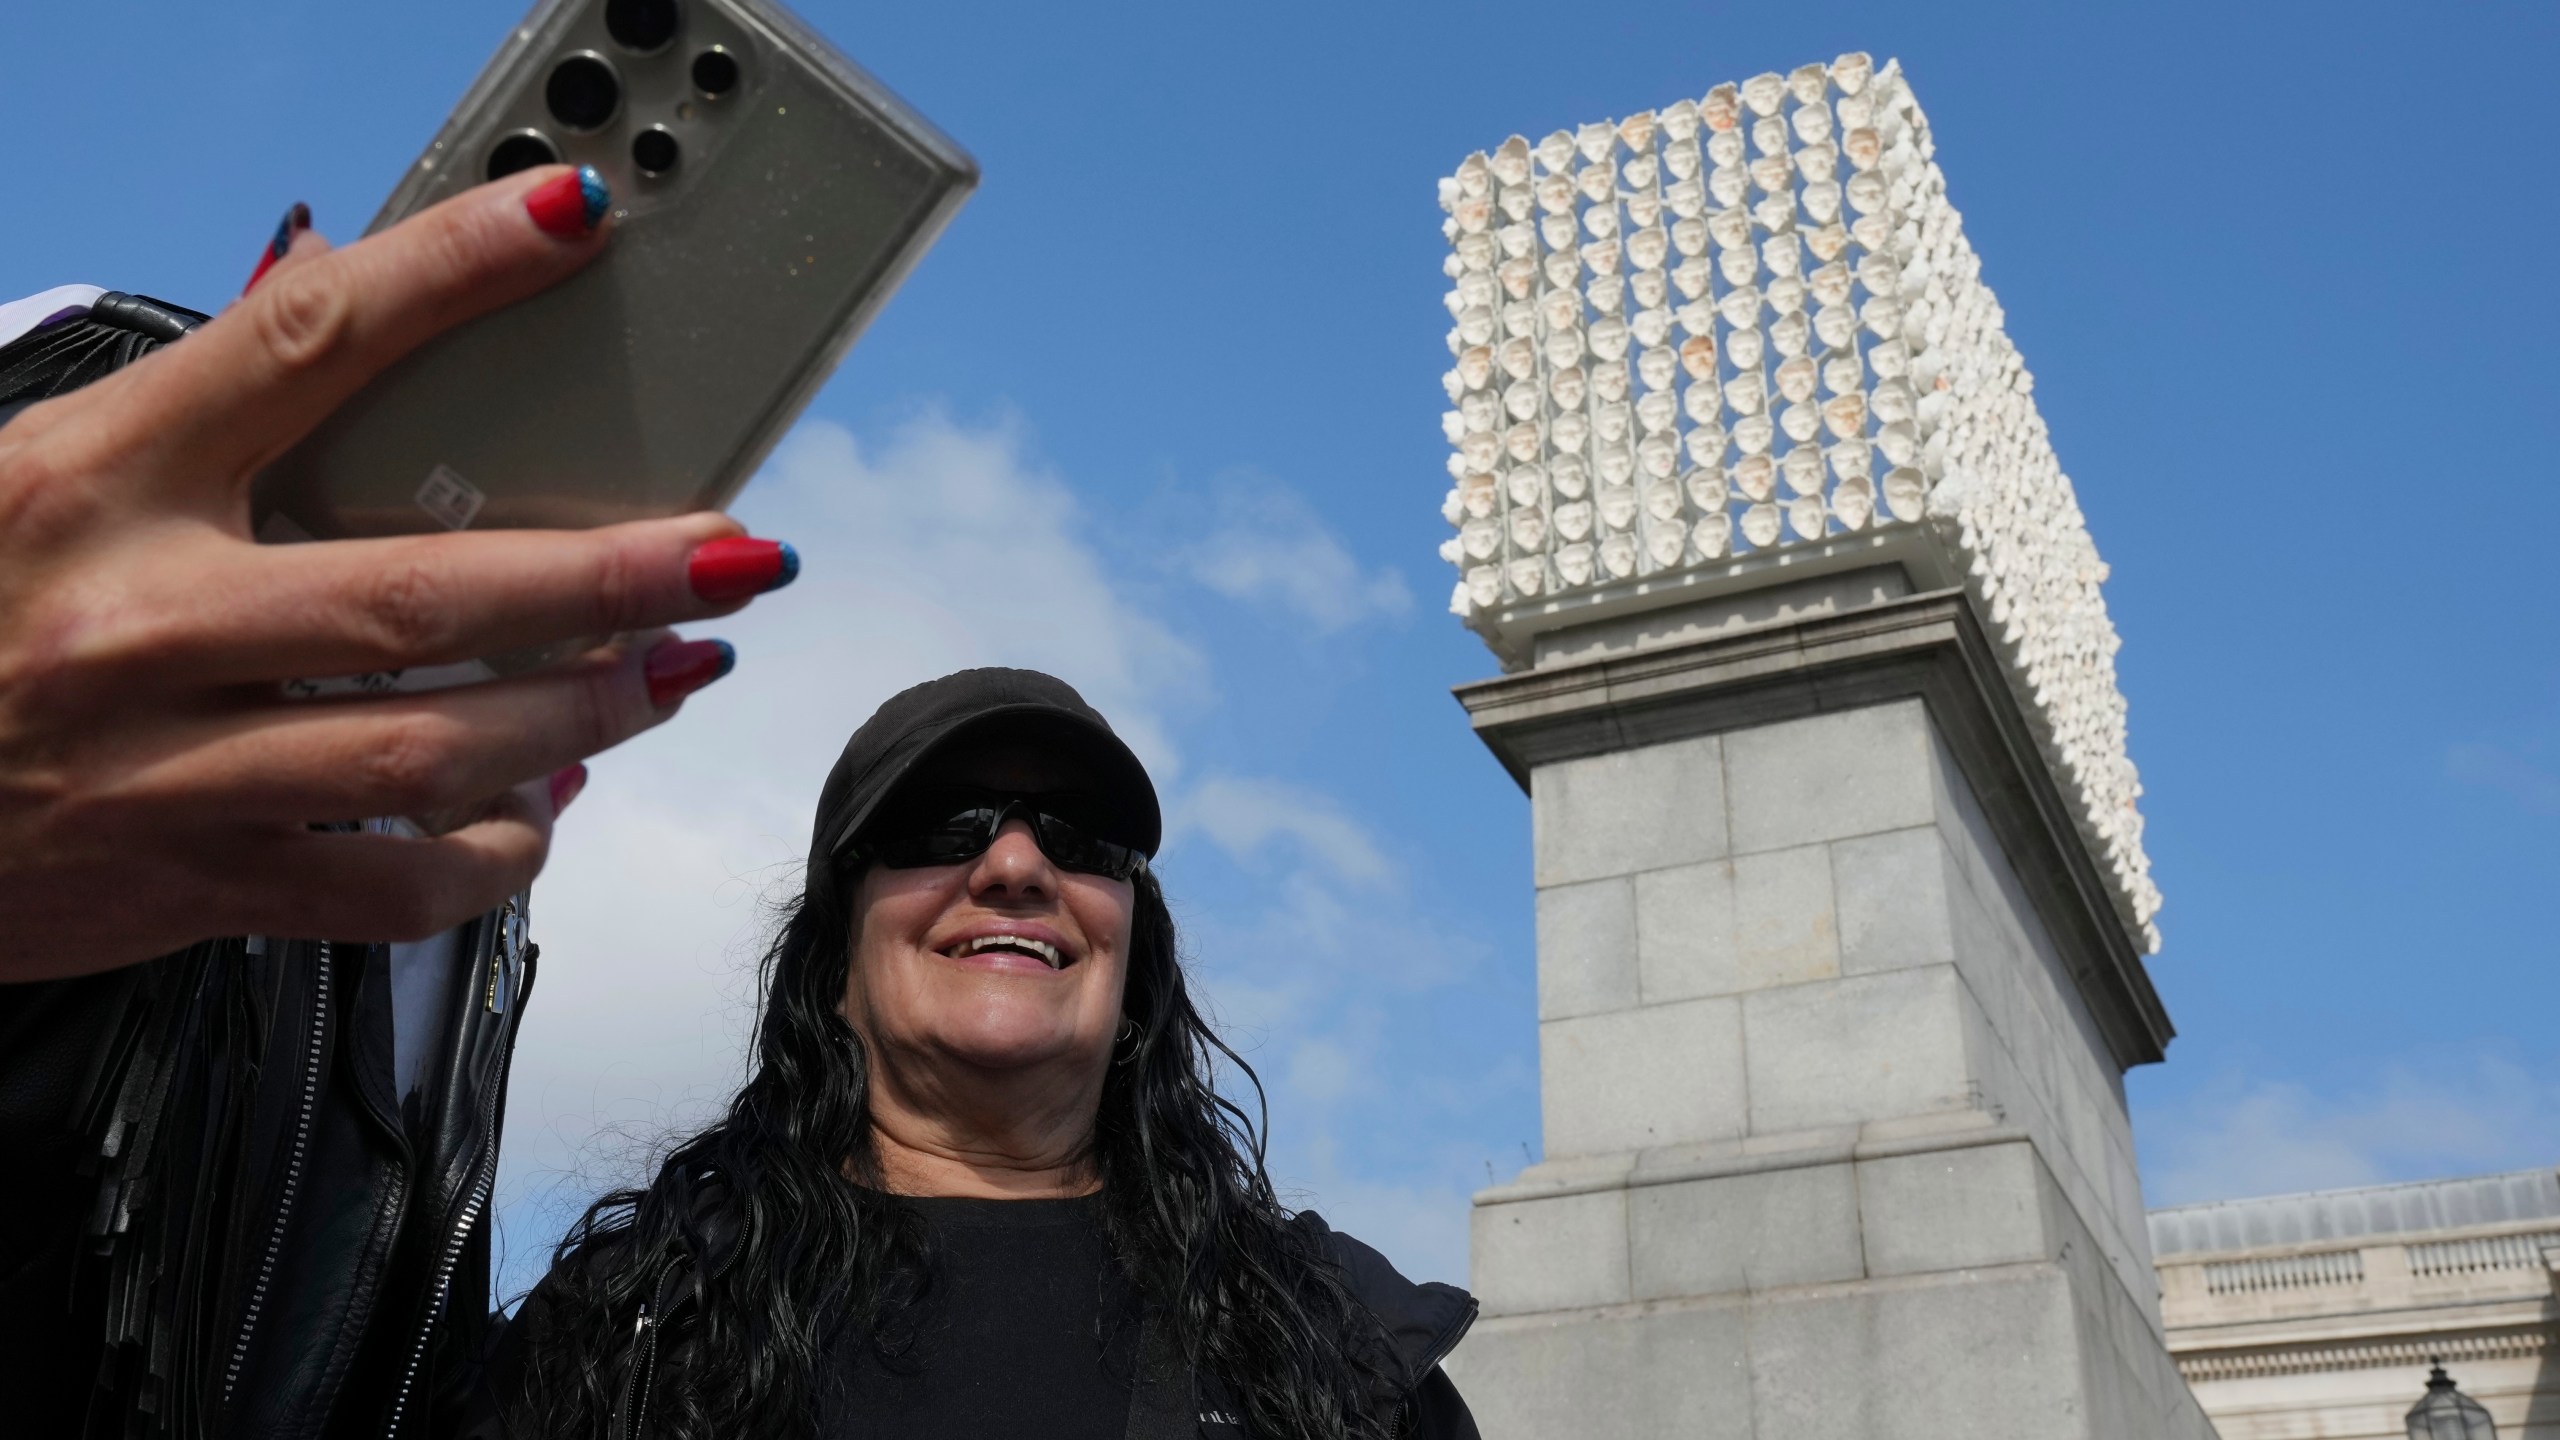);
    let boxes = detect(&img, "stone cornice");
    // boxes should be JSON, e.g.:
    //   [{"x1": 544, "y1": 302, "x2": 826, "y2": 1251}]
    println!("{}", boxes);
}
[
  {"x1": 2172, "y1": 1320, "x2": 2554, "y2": 1383},
  {"x1": 1454, "y1": 587, "x2": 2173, "y2": 1067}
]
